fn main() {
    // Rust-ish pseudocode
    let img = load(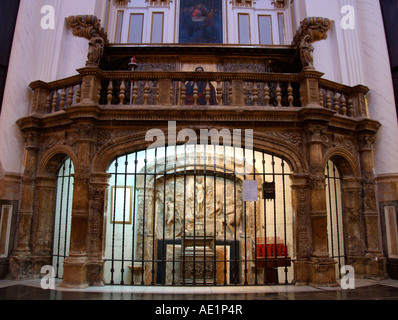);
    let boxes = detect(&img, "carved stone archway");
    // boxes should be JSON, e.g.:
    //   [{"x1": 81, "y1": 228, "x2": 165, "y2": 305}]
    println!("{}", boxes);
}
[{"x1": 10, "y1": 146, "x2": 77, "y2": 279}]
